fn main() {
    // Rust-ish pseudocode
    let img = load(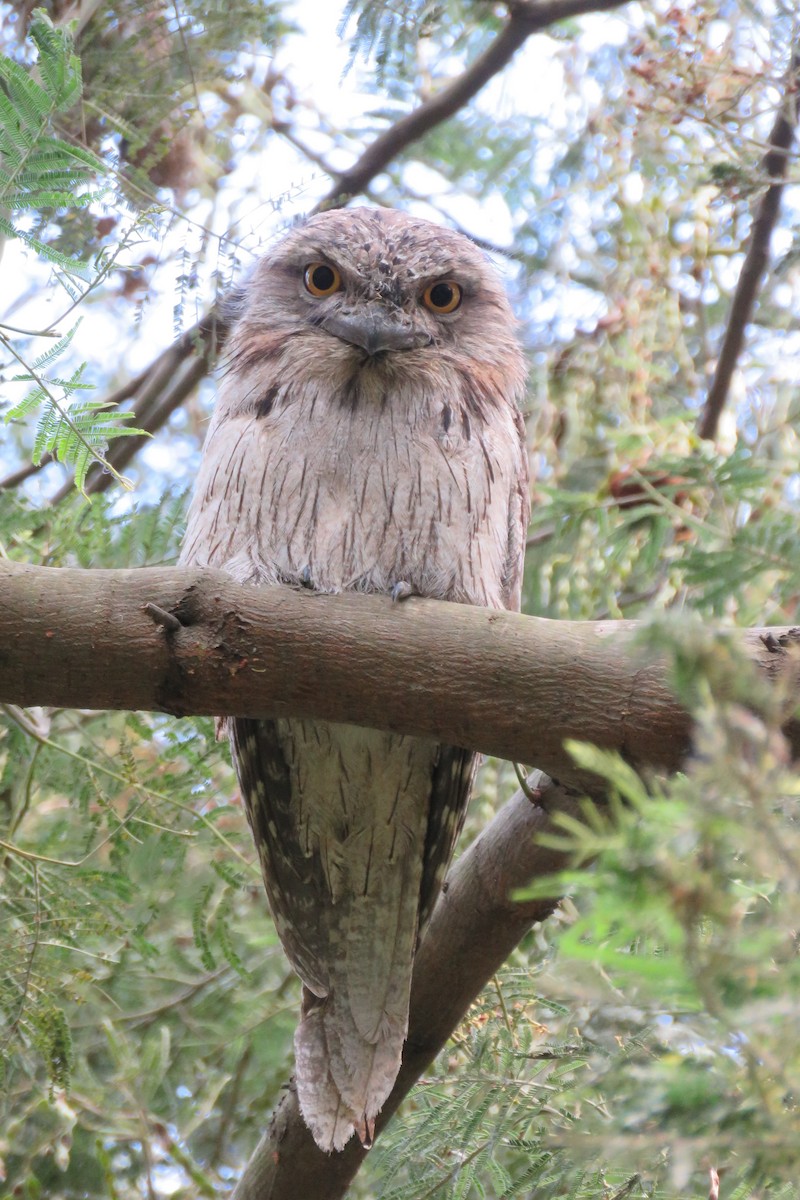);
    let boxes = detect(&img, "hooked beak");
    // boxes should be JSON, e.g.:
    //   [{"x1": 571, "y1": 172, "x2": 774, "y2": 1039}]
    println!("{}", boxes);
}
[{"x1": 321, "y1": 304, "x2": 432, "y2": 356}]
